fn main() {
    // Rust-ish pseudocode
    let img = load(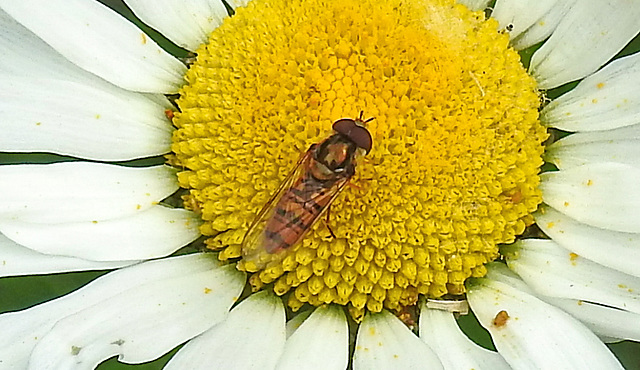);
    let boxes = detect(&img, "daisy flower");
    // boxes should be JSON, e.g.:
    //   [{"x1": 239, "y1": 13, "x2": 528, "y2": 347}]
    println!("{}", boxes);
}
[{"x1": 1, "y1": 0, "x2": 640, "y2": 368}]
